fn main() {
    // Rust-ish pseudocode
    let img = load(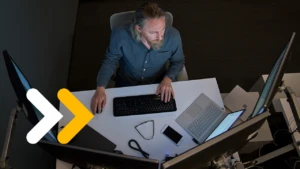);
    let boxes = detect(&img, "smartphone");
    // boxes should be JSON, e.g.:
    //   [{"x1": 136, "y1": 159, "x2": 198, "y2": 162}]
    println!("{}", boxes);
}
[{"x1": 161, "y1": 125, "x2": 184, "y2": 146}]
